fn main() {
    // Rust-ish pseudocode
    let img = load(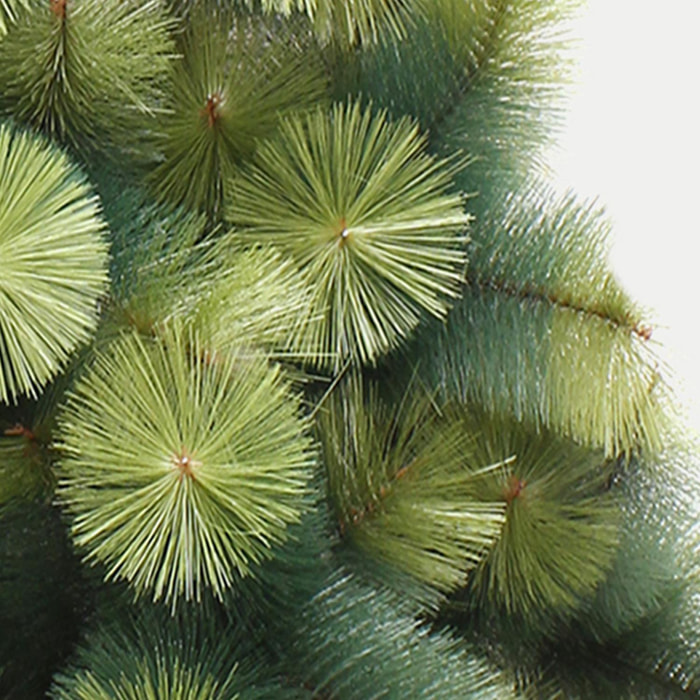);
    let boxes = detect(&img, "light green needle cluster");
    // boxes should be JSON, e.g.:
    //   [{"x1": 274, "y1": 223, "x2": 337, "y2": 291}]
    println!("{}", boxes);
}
[
  {"x1": 0, "y1": 123, "x2": 108, "y2": 403},
  {"x1": 149, "y1": 8, "x2": 326, "y2": 215},
  {"x1": 228, "y1": 101, "x2": 469, "y2": 369},
  {"x1": 188, "y1": 243, "x2": 313, "y2": 355},
  {"x1": 57, "y1": 325, "x2": 315, "y2": 605},
  {"x1": 318, "y1": 377, "x2": 506, "y2": 593},
  {"x1": 0, "y1": 0, "x2": 174, "y2": 152},
  {"x1": 462, "y1": 411, "x2": 619, "y2": 620}
]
